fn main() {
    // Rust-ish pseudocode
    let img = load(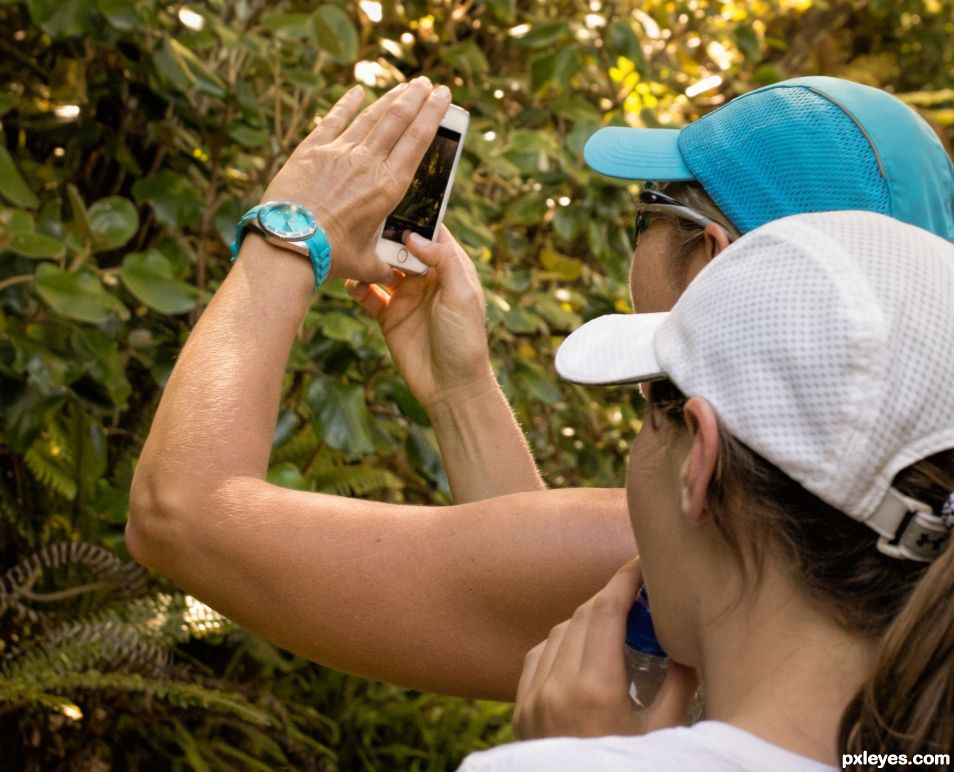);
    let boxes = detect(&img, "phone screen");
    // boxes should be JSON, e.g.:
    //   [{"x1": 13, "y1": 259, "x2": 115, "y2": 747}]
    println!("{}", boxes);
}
[{"x1": 382, "y1": 126, "x2": 462, "y2": 241}]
